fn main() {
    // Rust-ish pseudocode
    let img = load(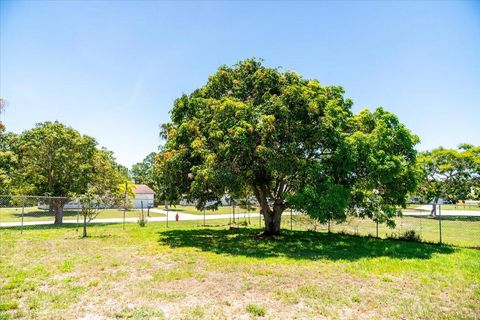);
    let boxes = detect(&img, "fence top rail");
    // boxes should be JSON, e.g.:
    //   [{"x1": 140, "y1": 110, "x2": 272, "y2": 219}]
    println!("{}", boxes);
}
[{"x1": 0, "y1": 195, "x2": 71, "y2": 200}]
